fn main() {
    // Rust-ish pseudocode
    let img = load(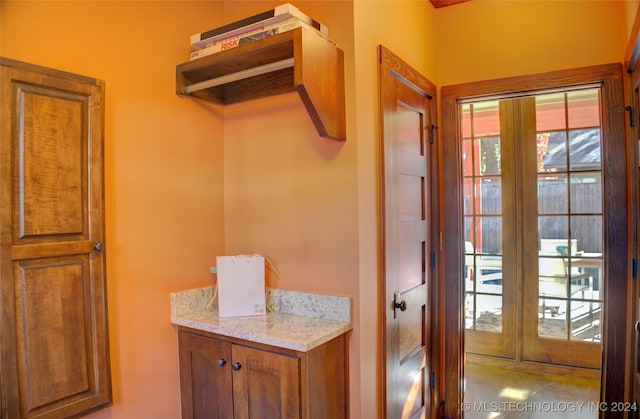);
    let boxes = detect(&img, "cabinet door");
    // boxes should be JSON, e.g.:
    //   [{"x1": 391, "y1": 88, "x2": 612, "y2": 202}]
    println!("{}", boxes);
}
[
  {"x1": 231, "y1": 345, "x2": 301, "y2": 419},
  {"x1": 0, "y1": 58, "x2": 110, "y2": 418},
  {"x1": 178, "y1": 332, "x2": 233, "y2": 419}
]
